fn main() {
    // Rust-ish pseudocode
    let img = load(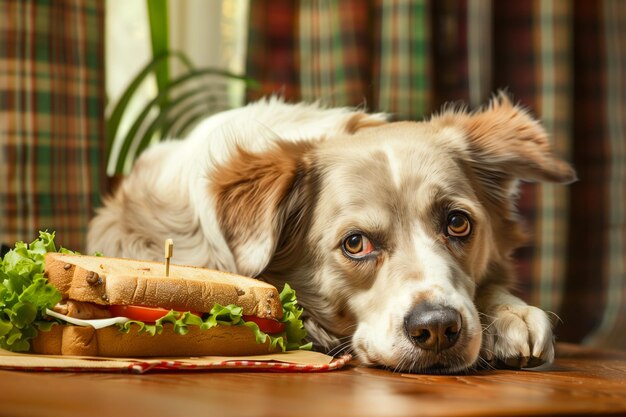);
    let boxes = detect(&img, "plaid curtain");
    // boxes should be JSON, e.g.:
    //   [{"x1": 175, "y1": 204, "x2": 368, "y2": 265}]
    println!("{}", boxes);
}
[
  {"x1": 246, "y1": 0, "x2": 626, "y2": 349},
  {"x1": 0, "y1": 0, "x2": 105, "y2": 252}
]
